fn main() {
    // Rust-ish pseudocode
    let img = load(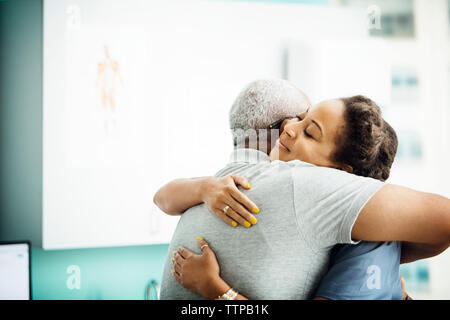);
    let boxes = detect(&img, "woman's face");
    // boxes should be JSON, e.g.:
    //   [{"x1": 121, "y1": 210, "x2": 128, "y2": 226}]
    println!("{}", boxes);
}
[{"x1": 269, "y1": 99, "x2": 346, "y2": 169}]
